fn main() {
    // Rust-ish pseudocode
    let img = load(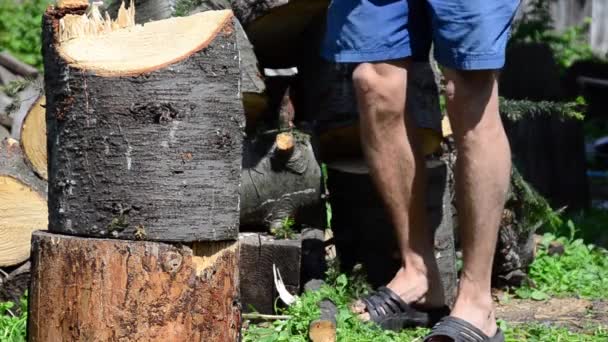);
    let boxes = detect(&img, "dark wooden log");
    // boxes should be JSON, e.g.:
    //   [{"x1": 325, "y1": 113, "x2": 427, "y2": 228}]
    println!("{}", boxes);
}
[
  {"x1": 230, "y1": 0, "x2": 328, "y2": 67},
  {"x1": 28, "y1": 231, "x2": 240, "y2": 341},
  {"x1": 0, "y1": 52, "x2": 39, "y2": 78},
  {"x1": 239, "y1": 232, "x2": 301, "y2": 314},
  {"x1": 0, "y1": 138, "x2": 47, "y2": 267},
  {"x1": 301, "y1": 227, "x2": 326, "y2": 284},
  {"x1": 241, "y1": 132, "x2": 323, "y2": 231},
  {"x1": 42, "y1": 6, "x2": 243, "y2": 241},
  {"x1": 326, "y1": 159, "x2": 457, "y2": 306}
]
